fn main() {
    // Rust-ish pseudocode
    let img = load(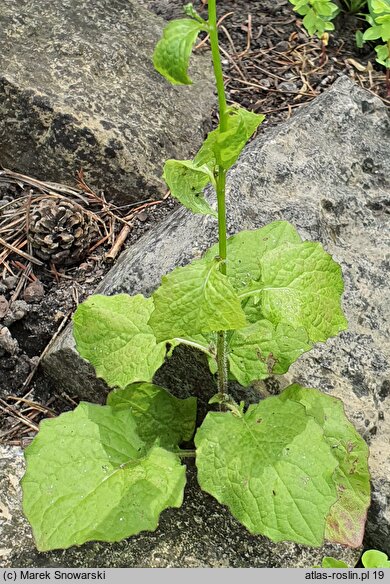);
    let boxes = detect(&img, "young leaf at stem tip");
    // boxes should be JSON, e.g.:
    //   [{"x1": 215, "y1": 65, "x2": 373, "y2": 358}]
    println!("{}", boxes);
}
[
  {"x1": 163, "y1": 159, "x2": 217, "y2": 217},
  {"x1": 153, "y1": 19, "x2": 207, "y2": 85},
  {"x1": 183, "y1": 3, "x2": 206, "y2": 24},
  {"x1": 163, "y1": 106, "x2": 264, "y2": 218},
  {"x1": 195, "y1": 106, "x2": 265, "y2": 171}
]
